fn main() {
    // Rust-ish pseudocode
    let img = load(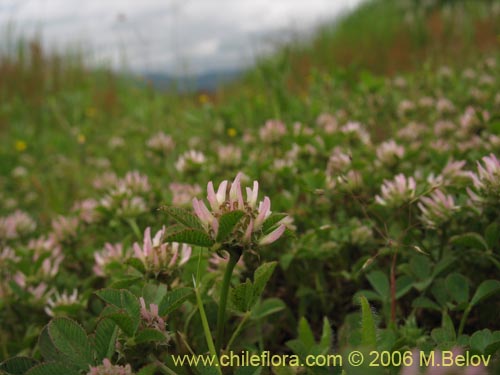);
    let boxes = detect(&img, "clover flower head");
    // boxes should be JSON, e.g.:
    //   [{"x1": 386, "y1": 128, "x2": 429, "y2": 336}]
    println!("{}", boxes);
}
[
  {"x1": 45, "y1": 289, "x2": 81, "y2": 317},
  {"x1": 376, "y1": 139, "x2": 405, "y2": 167},
  {"x1": 418, "y1": 189, "x2": 459, "y2": 229},
  {"x1": 259, "y1": 120, "x2": 287, "y2": 143},
  {"x1": 217, "y1": 144, "x2": 242, "y2": 166},
  {"x1": 327, "y1": 147, "x2": 351, "y2": 174},
  {"x1": 51, "y1": 215, "x2": 79, "y2": 243},
  {"x1": 169, "y1": 183, "x2": 202, "y2": 207},
  {"x1": 146, "y1": 131, "x2": 175, "y2": 154},
  {"x1": 0, "y1": 210, "x2": 36, "y2": 240},
  {"x1": 175, "y1": 150, "x2": 206, "y2": 173},
  {"x1": 72, "y1": 198, "x2": 100, "y2": 224},
  {"x1": 87, "y1": 359, "x2": 134, "y2": 375},
  {"x1": 94, "y1": 243, "x2": 130, "y2": 277},
  {"x1": 467, "y1": 153, "x2": 500, "y2": 205},
  {"x1": 133, "y1": 227, "x2": 191, "y2": 275},
  {"x1": 139, "y1": 297, "x2": 168, "y2": 334},
  {"x1": 192, "y1": 173, "x2": 288, "y2": 250},
  {"x1": 375, "y1": 174, "x2": 416, "y2": 207}
]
